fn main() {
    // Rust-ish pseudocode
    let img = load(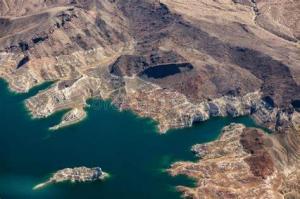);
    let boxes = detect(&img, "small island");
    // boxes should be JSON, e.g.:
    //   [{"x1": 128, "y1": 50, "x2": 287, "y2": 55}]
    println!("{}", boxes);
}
[
  {"x1": 33, "y1": 167, "x2": 109, "y2": 190},
  {"x1": 49, "y1": 108, "x2": 87, "y2": 131}
]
